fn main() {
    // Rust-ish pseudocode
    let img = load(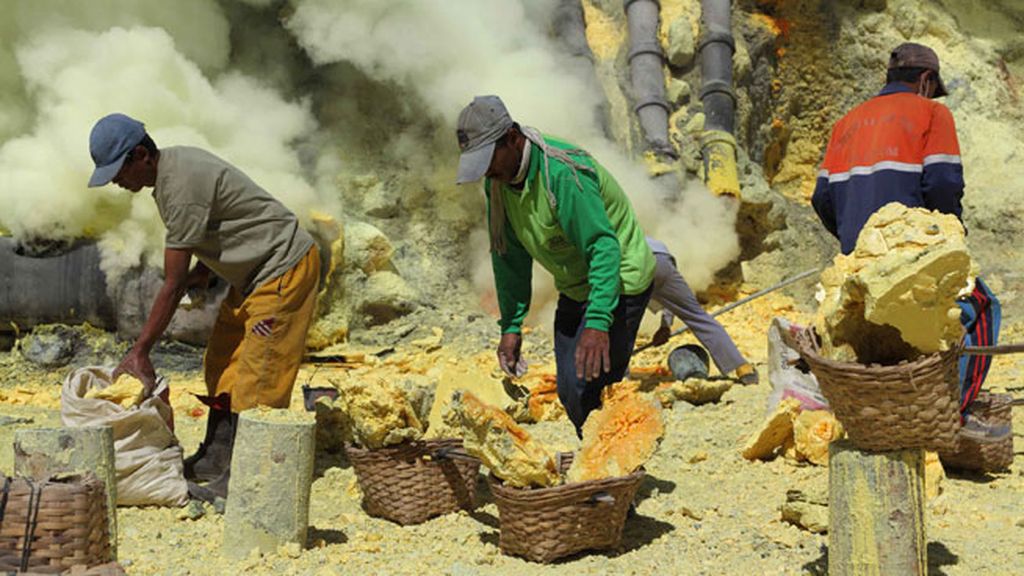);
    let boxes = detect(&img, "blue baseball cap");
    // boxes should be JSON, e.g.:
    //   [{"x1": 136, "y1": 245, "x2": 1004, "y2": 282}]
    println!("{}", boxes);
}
[{"x1": 88, "y1": 113, "x2": 146, "y2": 187}]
